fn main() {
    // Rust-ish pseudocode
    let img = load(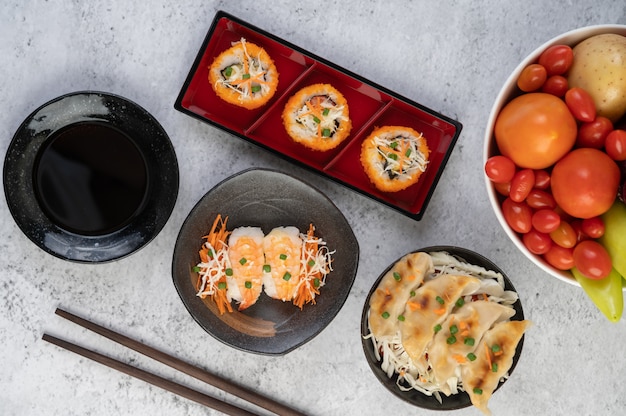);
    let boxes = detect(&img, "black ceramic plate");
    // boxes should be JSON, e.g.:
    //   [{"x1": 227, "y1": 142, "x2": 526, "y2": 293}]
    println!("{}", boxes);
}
[
  {"x1": 3, "y1": 91, "x2": 179, "y2": 263},
  {"x1": 360, "y1": 246, "x2": 525, "y2": 410},
  {"x1": 172, "y1": 168, "x2": 359, "y2": 355}
]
